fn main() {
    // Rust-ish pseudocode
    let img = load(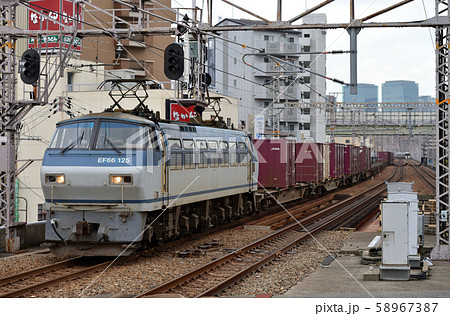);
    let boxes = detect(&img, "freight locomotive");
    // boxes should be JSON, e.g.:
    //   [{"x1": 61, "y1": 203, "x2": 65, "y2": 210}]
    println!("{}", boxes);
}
[{"x1": 41, "y1": 111, "x2": 386, "y2": 256}]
